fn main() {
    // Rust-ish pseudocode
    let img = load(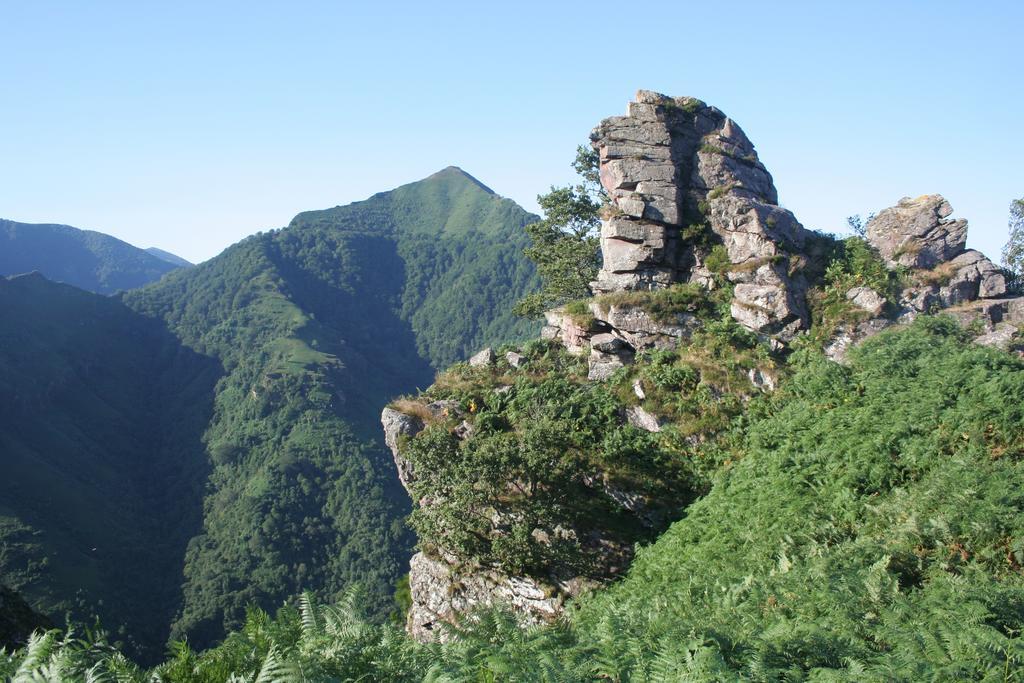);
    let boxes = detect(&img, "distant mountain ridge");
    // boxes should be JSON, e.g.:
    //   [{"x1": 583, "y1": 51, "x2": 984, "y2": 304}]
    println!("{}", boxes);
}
[{"x1": 0, "y1": 219, "x2": 186, "y2": 294}]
